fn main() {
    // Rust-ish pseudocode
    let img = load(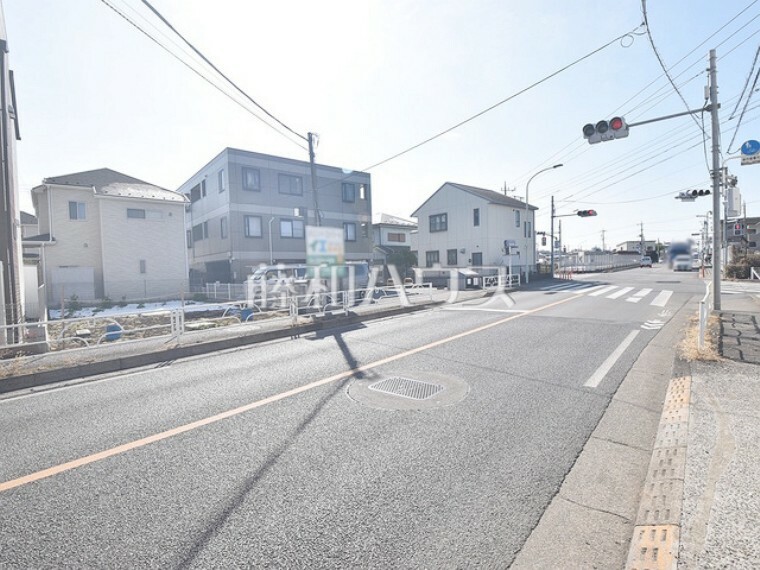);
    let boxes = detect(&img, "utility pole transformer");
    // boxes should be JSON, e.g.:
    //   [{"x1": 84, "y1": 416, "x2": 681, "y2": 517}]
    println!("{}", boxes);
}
[{"x1": 709, "y1": 50, "x2": 722, "y2": 310}]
